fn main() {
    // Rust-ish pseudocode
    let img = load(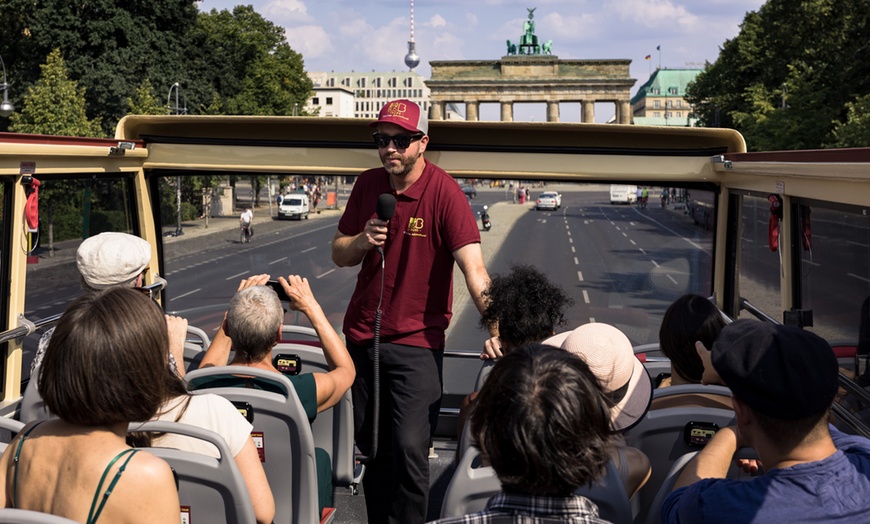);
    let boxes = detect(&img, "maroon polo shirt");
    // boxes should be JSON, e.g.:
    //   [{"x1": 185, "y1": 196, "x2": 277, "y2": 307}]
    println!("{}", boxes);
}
[{"x1": 338, "y1": 159, "x2": 481, "y2": 350}]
